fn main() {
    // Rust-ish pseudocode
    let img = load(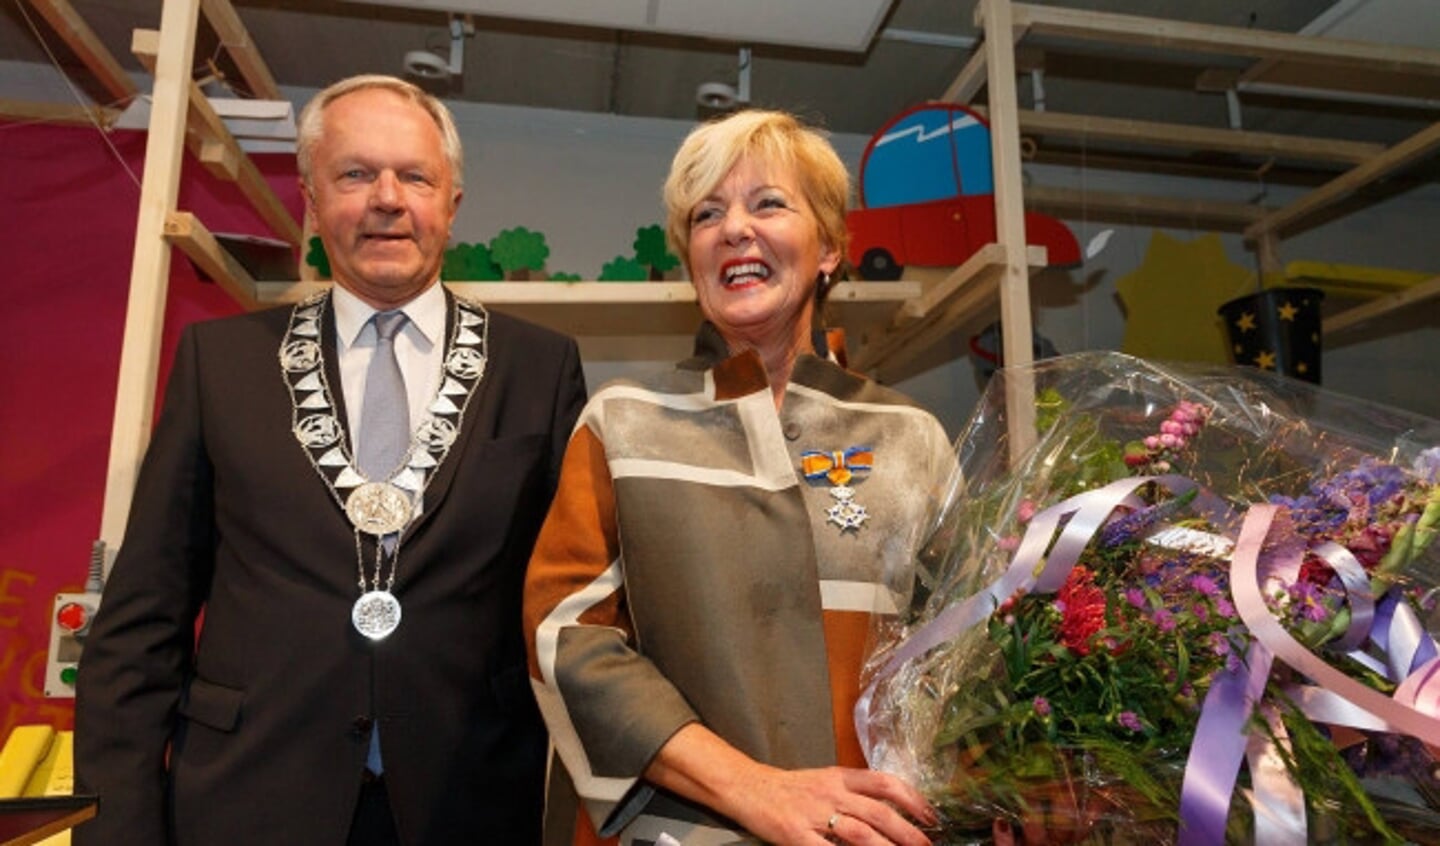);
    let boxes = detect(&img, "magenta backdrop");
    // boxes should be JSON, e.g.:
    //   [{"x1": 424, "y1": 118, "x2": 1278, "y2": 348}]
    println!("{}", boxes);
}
[{"x1": 0, "y1": 120, "x2": 304, "y2": 734}]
